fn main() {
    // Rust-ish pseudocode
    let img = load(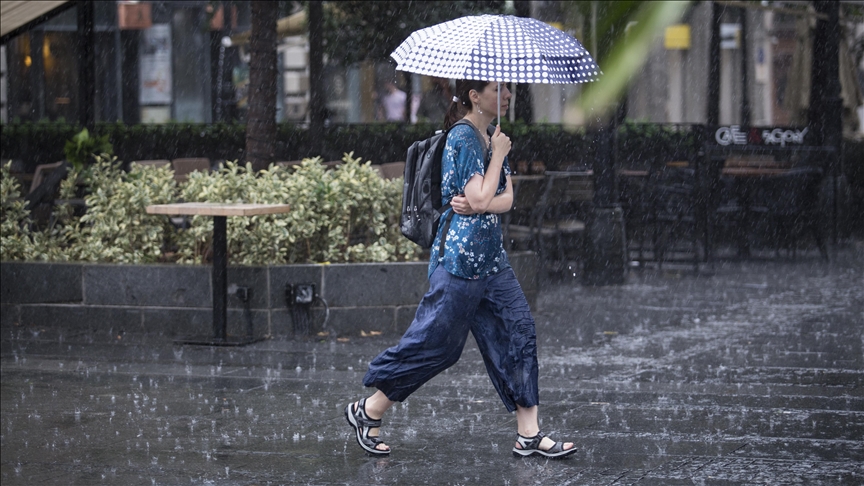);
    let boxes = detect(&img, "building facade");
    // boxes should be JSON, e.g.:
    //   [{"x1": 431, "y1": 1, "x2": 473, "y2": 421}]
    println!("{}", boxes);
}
[{"x1": 1, "y1": 1, "x2": 861, "y2": 133}]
